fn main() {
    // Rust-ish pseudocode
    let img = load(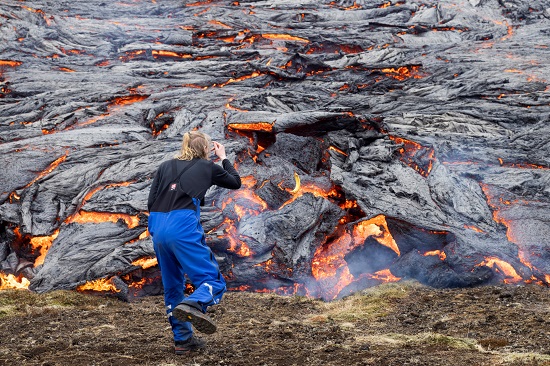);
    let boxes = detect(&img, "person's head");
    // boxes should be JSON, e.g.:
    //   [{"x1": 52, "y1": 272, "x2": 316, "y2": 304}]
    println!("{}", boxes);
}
[{"x1": 175, "y1": 131, "x2": 211, "y2": 160}]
